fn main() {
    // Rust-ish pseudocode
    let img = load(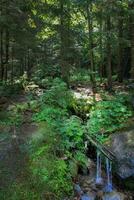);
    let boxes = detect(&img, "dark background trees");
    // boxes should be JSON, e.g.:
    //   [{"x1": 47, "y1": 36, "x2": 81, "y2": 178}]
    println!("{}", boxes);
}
[{"x1": 0, "y1": 0, "x2": 133, "y2": 90}]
